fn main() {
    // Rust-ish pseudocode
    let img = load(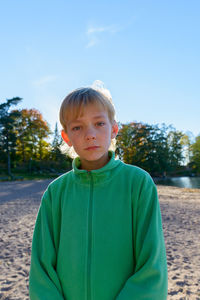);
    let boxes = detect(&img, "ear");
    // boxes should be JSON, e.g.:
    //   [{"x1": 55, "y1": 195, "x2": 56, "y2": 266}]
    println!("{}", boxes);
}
[
  {"x1": 111, "y1": 121, "x2": 118, "y2": 139},
  {"x1": 61, "y1": 130, "x2": 73, "y2": 147}
]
